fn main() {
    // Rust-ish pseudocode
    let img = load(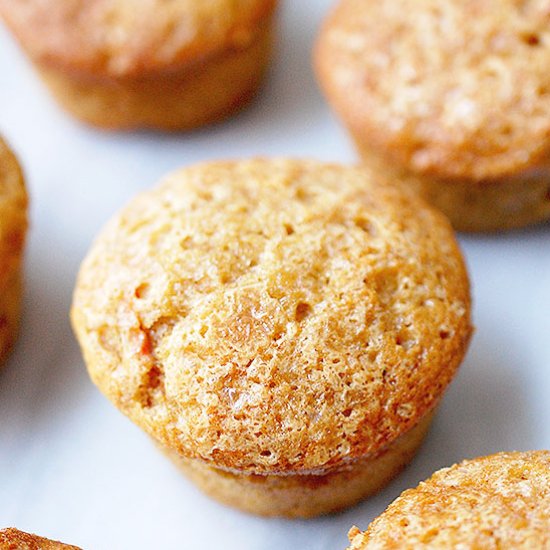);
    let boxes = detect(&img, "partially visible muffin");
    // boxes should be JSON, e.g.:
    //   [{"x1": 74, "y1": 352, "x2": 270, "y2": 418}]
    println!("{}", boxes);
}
[
  {"x1": 0, "y1": 138, "x2": 28, "y2": 367},
  {"x1": 0, "y1": 528, "x2": 81, "y2": 550},
  {"x1": 72, "y1": 158, "x2": 472, "y2": 517},
  {"x1": 315, "y1": 0, "x2": 550, "y2": 232},
  {"x1": 0, "y1": 0, "x2": 278, "y2": 130},
  {"x1": 348, "y1": 450, "x2": 550, "y2": 549}
]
